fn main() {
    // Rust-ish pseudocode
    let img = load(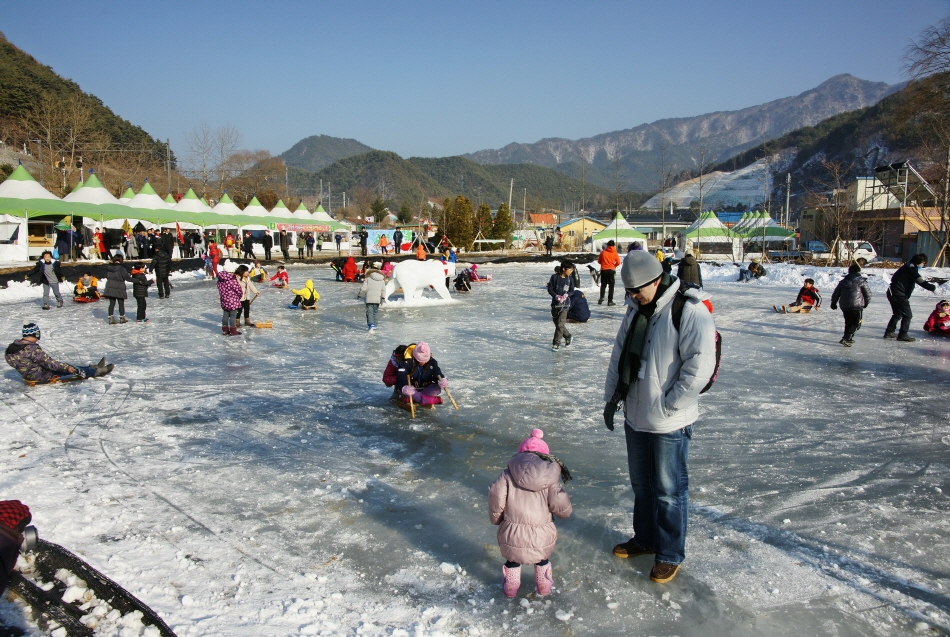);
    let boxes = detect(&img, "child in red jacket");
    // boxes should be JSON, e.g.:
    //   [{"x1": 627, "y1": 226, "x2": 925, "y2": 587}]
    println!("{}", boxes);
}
[
  {"x1": 269, "y1": 265, "x2": 289, "y2": 288},
  {"x1": 923, "y1": 299, "x2": 950, "y2": 335},
  {"x1": 775, "y1": 278, "x2": 821, "y2": 313}
]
